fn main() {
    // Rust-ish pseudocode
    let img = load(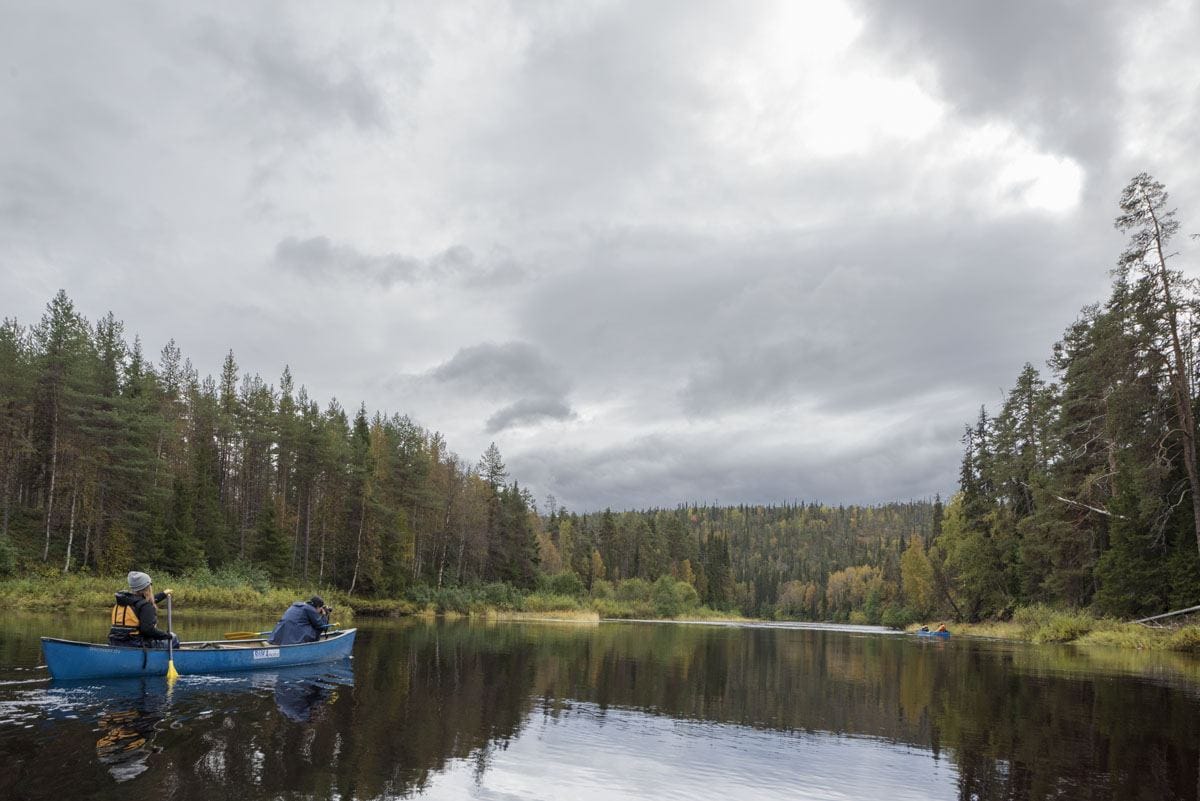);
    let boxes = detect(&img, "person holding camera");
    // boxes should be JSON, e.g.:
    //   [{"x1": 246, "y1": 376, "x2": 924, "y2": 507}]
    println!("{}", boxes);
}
[{"x1": 268, "y1": 595, "x2": 332, "y2": 646}]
